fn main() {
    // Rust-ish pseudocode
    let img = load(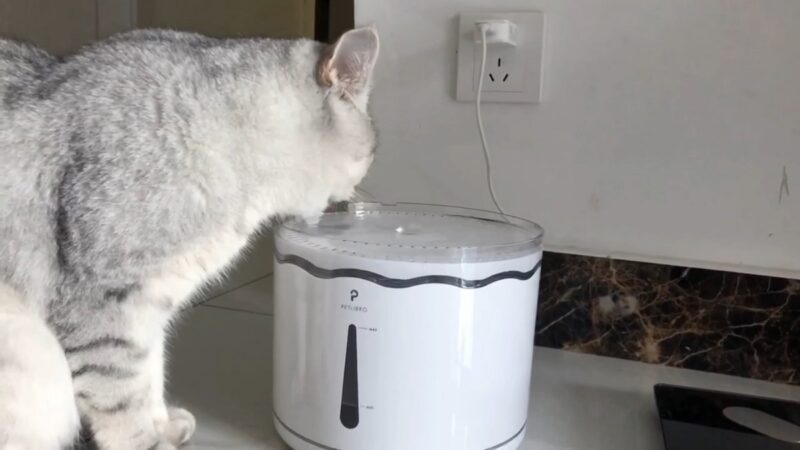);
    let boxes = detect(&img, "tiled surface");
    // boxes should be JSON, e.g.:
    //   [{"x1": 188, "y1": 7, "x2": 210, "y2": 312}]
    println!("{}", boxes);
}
[
  {"x1": 169, "y1": 306, "x2": 284, "y2": 449},
  {"x1": 204, "y1": 275, "x2": 274, "y2": 316},
  {"x1": 168, "y1": 294, "x2": 800, "y2": 449},
  {"x1": 536, "y1": 252, "x2": 800, "y2": 384}
]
